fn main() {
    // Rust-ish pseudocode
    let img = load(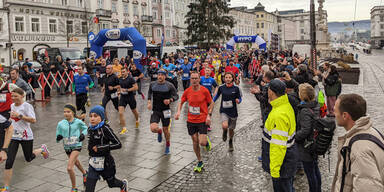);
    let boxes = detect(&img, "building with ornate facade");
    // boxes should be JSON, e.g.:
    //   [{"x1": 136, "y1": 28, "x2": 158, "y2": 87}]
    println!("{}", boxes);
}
[{"x1": 371, "y1": 6, "x2": 384, "y2": 48}]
